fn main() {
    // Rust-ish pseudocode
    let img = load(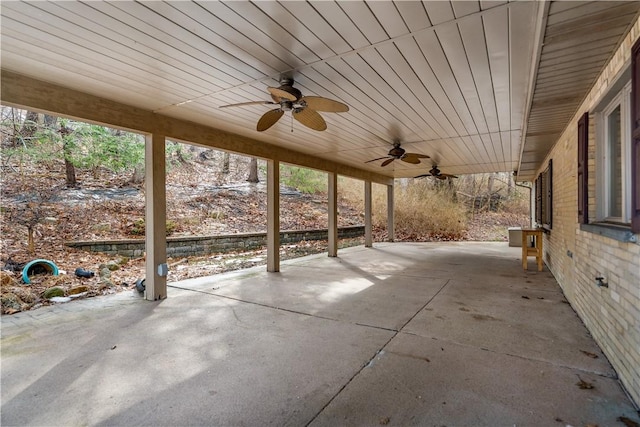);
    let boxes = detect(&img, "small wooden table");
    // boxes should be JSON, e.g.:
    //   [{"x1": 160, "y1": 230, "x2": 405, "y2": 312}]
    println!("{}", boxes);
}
[{"x1": 521, "y1": 228, "x2": 543, "y2": 271}]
